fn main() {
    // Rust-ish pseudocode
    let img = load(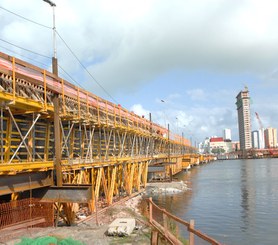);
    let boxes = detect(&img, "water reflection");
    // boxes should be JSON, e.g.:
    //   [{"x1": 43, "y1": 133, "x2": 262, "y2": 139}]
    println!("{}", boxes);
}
[
  {"x1": 240, "y1": 161, "x2": 249, "y2": 232},
  {"x1": 149, "y1": 159, "x2": 278, "y2": 245}
]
